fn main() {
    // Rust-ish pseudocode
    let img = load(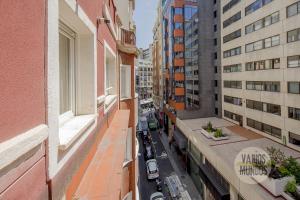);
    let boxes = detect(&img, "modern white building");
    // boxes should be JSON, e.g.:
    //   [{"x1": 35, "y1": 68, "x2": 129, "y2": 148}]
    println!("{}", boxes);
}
[{"x1": 221, "y1": 0, "x2": 300, "y2": 151}]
